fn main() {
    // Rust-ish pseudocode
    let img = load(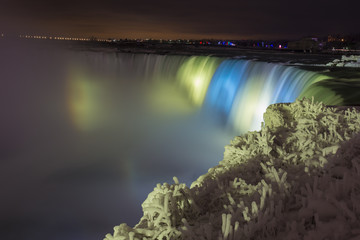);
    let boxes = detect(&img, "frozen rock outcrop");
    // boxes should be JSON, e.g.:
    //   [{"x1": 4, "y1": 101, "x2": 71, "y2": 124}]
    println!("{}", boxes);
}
[{"x1": 105, "y1": 98, "x2": 360, "y2": 240}]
